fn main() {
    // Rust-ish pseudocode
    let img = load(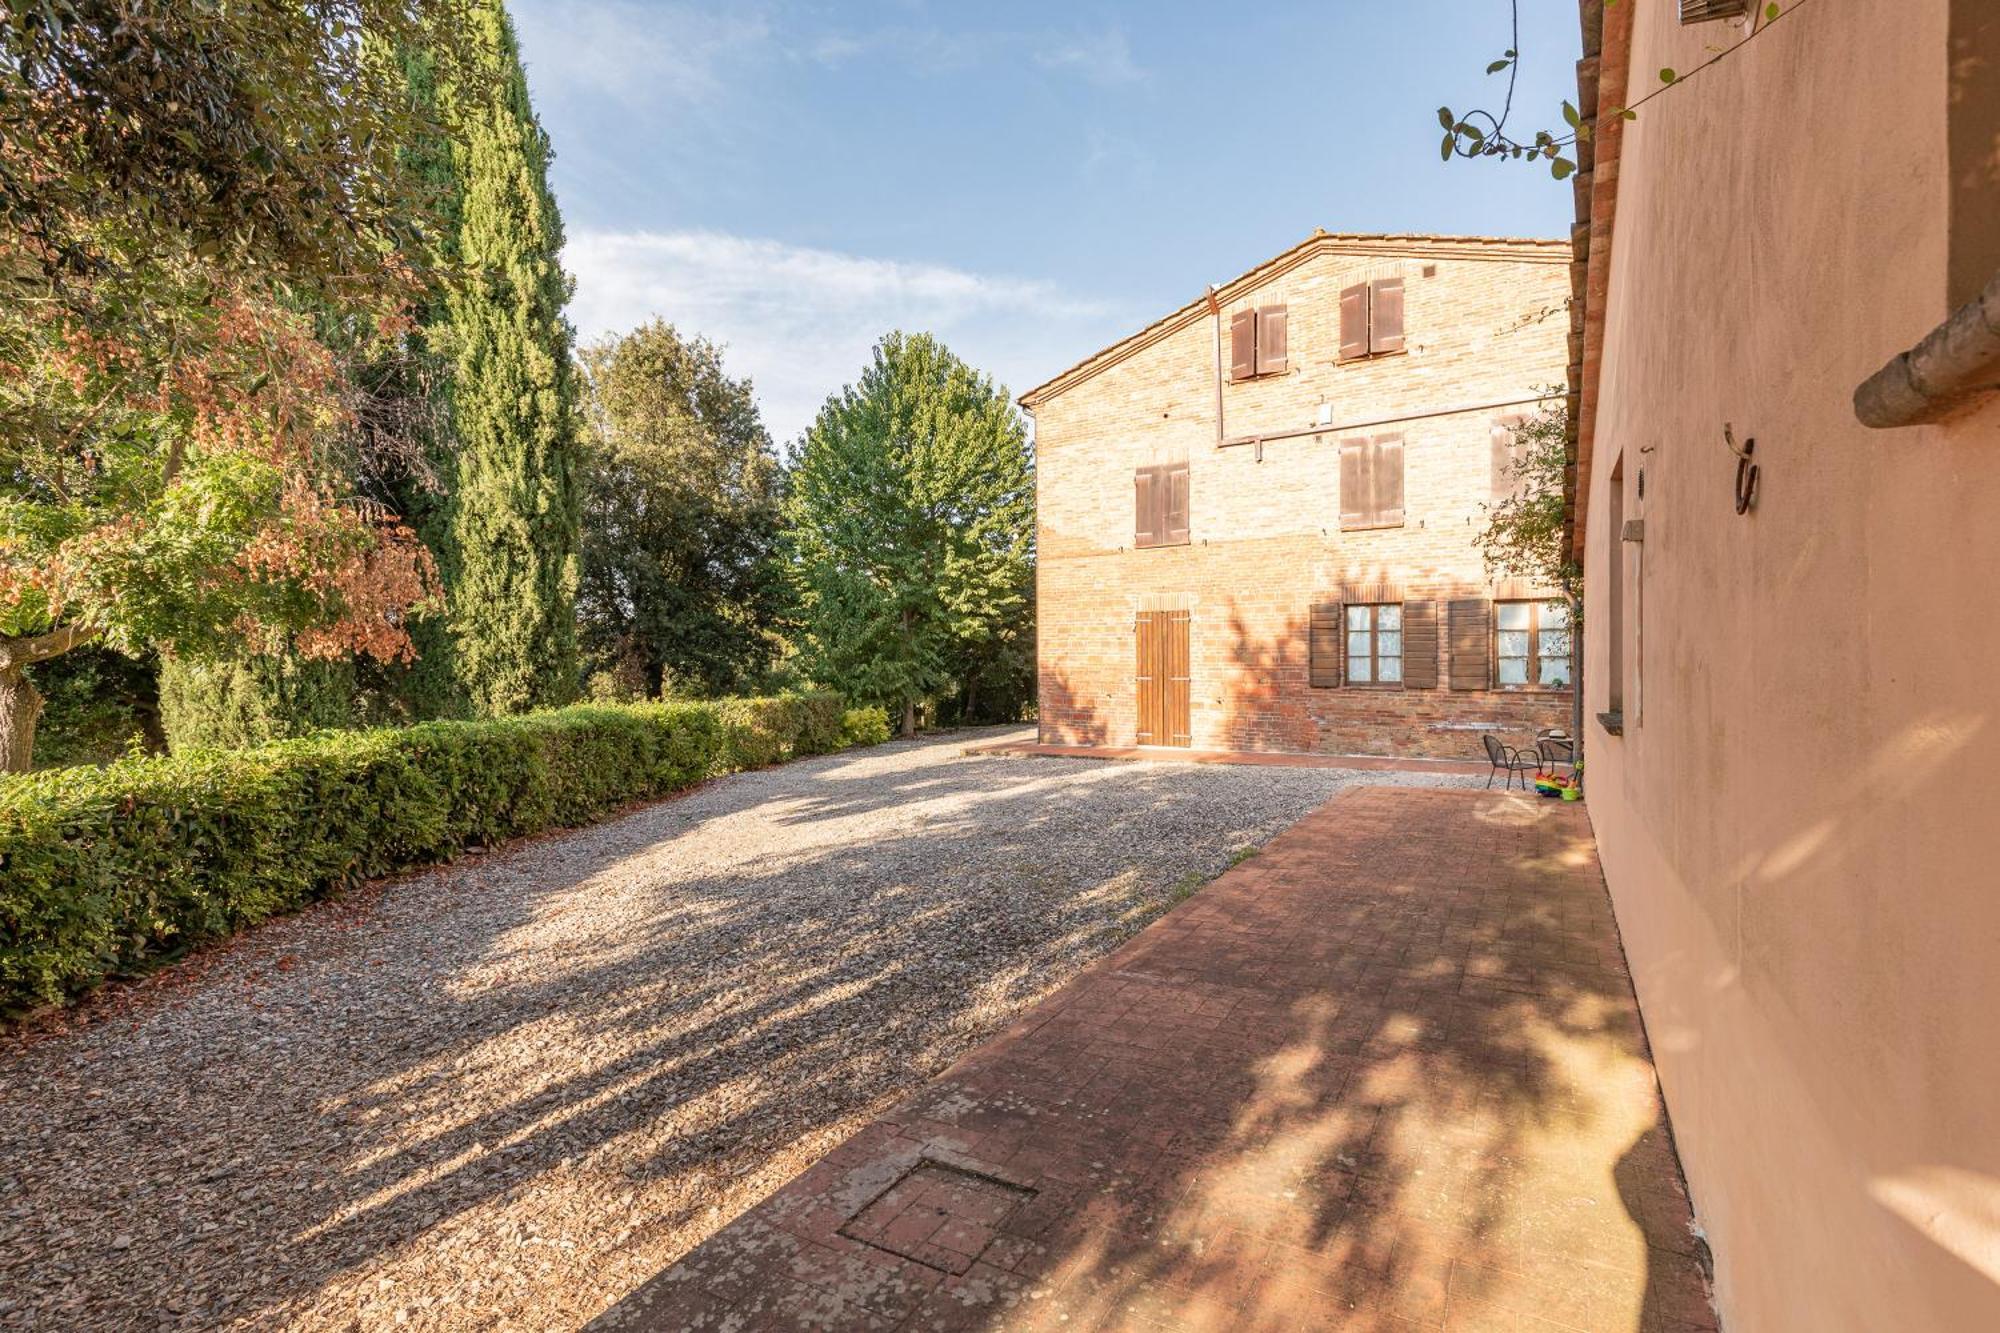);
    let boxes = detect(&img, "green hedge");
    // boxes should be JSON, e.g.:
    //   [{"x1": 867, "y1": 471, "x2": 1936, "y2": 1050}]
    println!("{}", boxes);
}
[{"x1": 0, "y1": 691, "x2": 861, "y2": 1016}]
